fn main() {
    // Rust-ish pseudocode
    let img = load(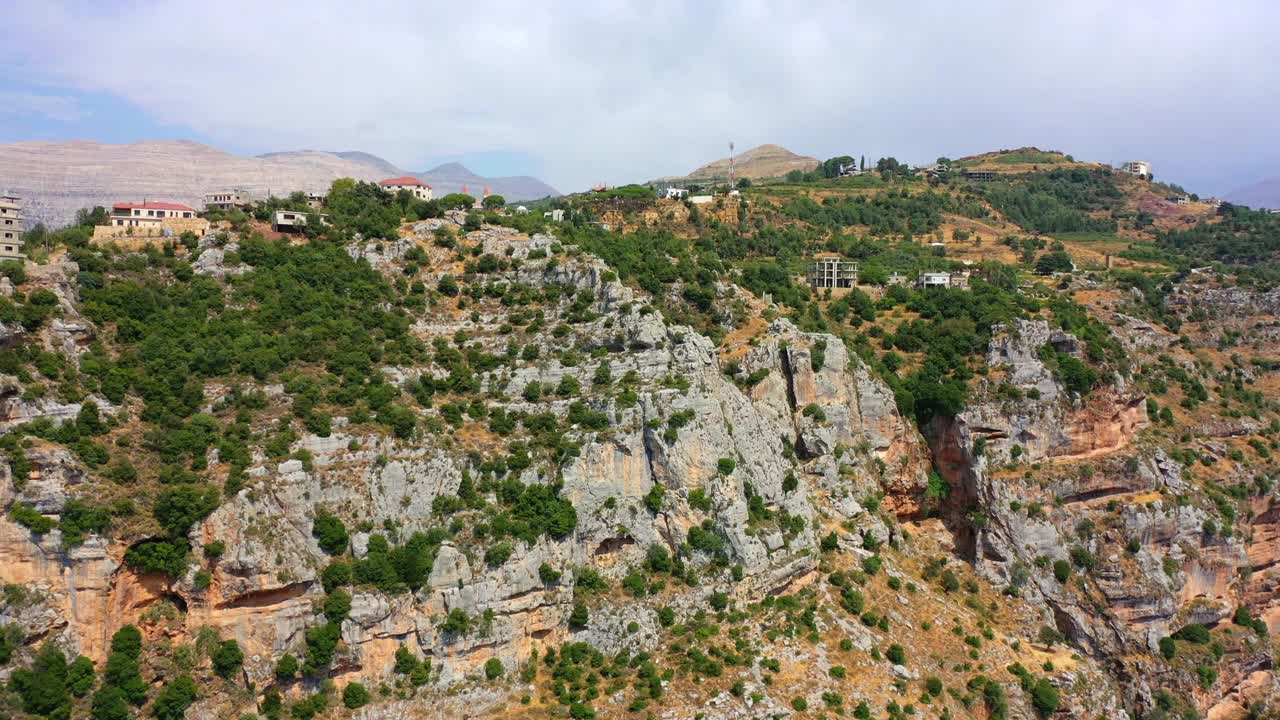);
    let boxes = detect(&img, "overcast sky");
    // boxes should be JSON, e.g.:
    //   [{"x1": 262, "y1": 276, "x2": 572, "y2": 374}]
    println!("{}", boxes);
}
[{"x1": 1, "y1": 0, "x2": 1277, "y2": 195}]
